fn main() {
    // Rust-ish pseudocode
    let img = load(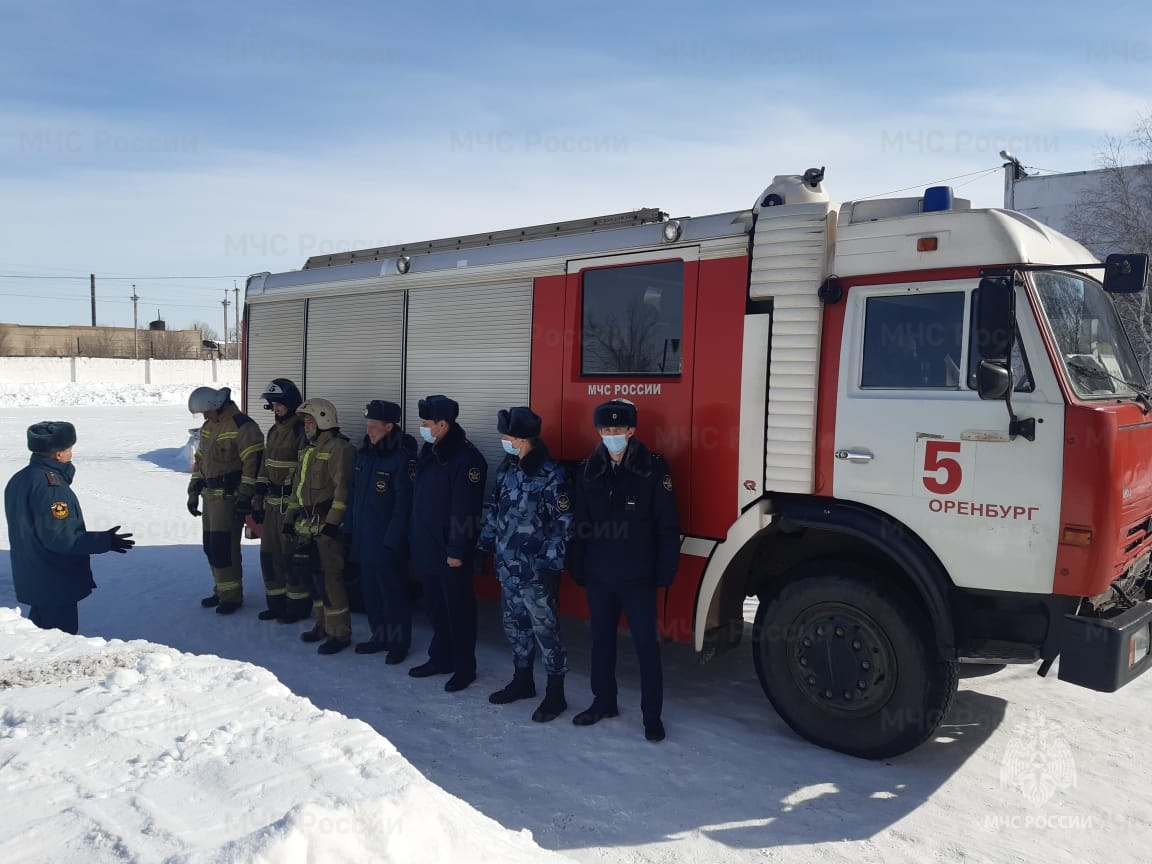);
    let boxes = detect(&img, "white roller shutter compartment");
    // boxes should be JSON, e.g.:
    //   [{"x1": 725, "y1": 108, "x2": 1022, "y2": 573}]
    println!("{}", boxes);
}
[
  {"x1": 245, "y1": 300, "x2": 305, "y2": 433},
  {"x1": 405, "y1": 282, "x2": 533, "y2": 479},
  {"x1": 305, "y1": 291, "x2": 405, "y2": 444}
]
